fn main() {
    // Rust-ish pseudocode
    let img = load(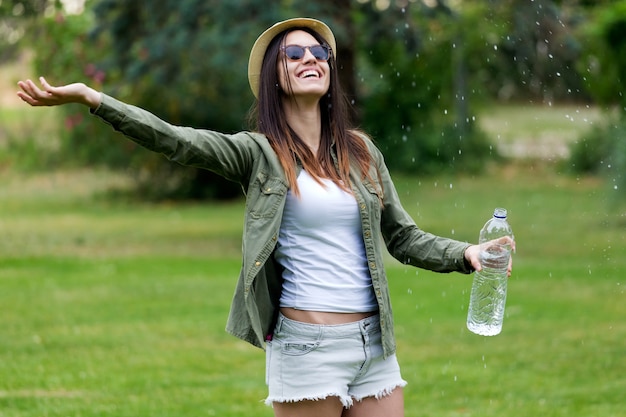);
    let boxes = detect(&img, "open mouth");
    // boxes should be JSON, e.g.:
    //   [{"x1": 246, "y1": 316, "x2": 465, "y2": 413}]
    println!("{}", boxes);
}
[{"x1": 299, "y1": 70, "x2": 320, "y2": 79}]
